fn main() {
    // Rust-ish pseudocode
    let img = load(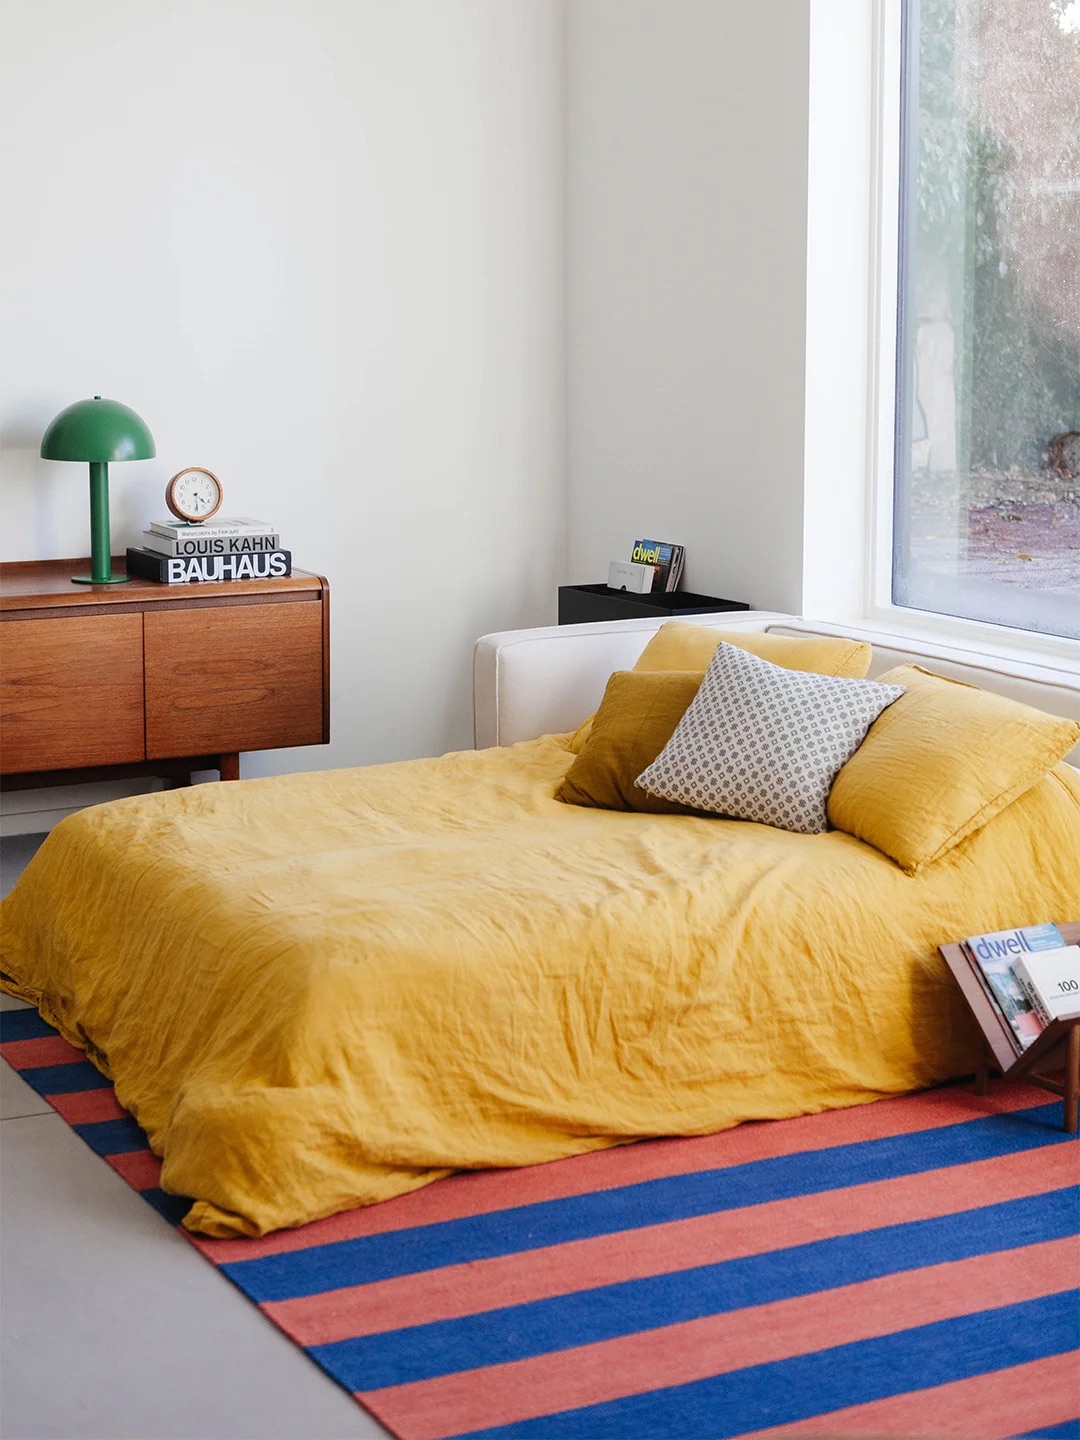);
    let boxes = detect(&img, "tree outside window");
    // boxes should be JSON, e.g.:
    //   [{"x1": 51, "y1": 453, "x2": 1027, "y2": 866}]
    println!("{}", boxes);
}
[{"x1": 894, "y1": 0, "x2": 1080, "y2": 639}]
